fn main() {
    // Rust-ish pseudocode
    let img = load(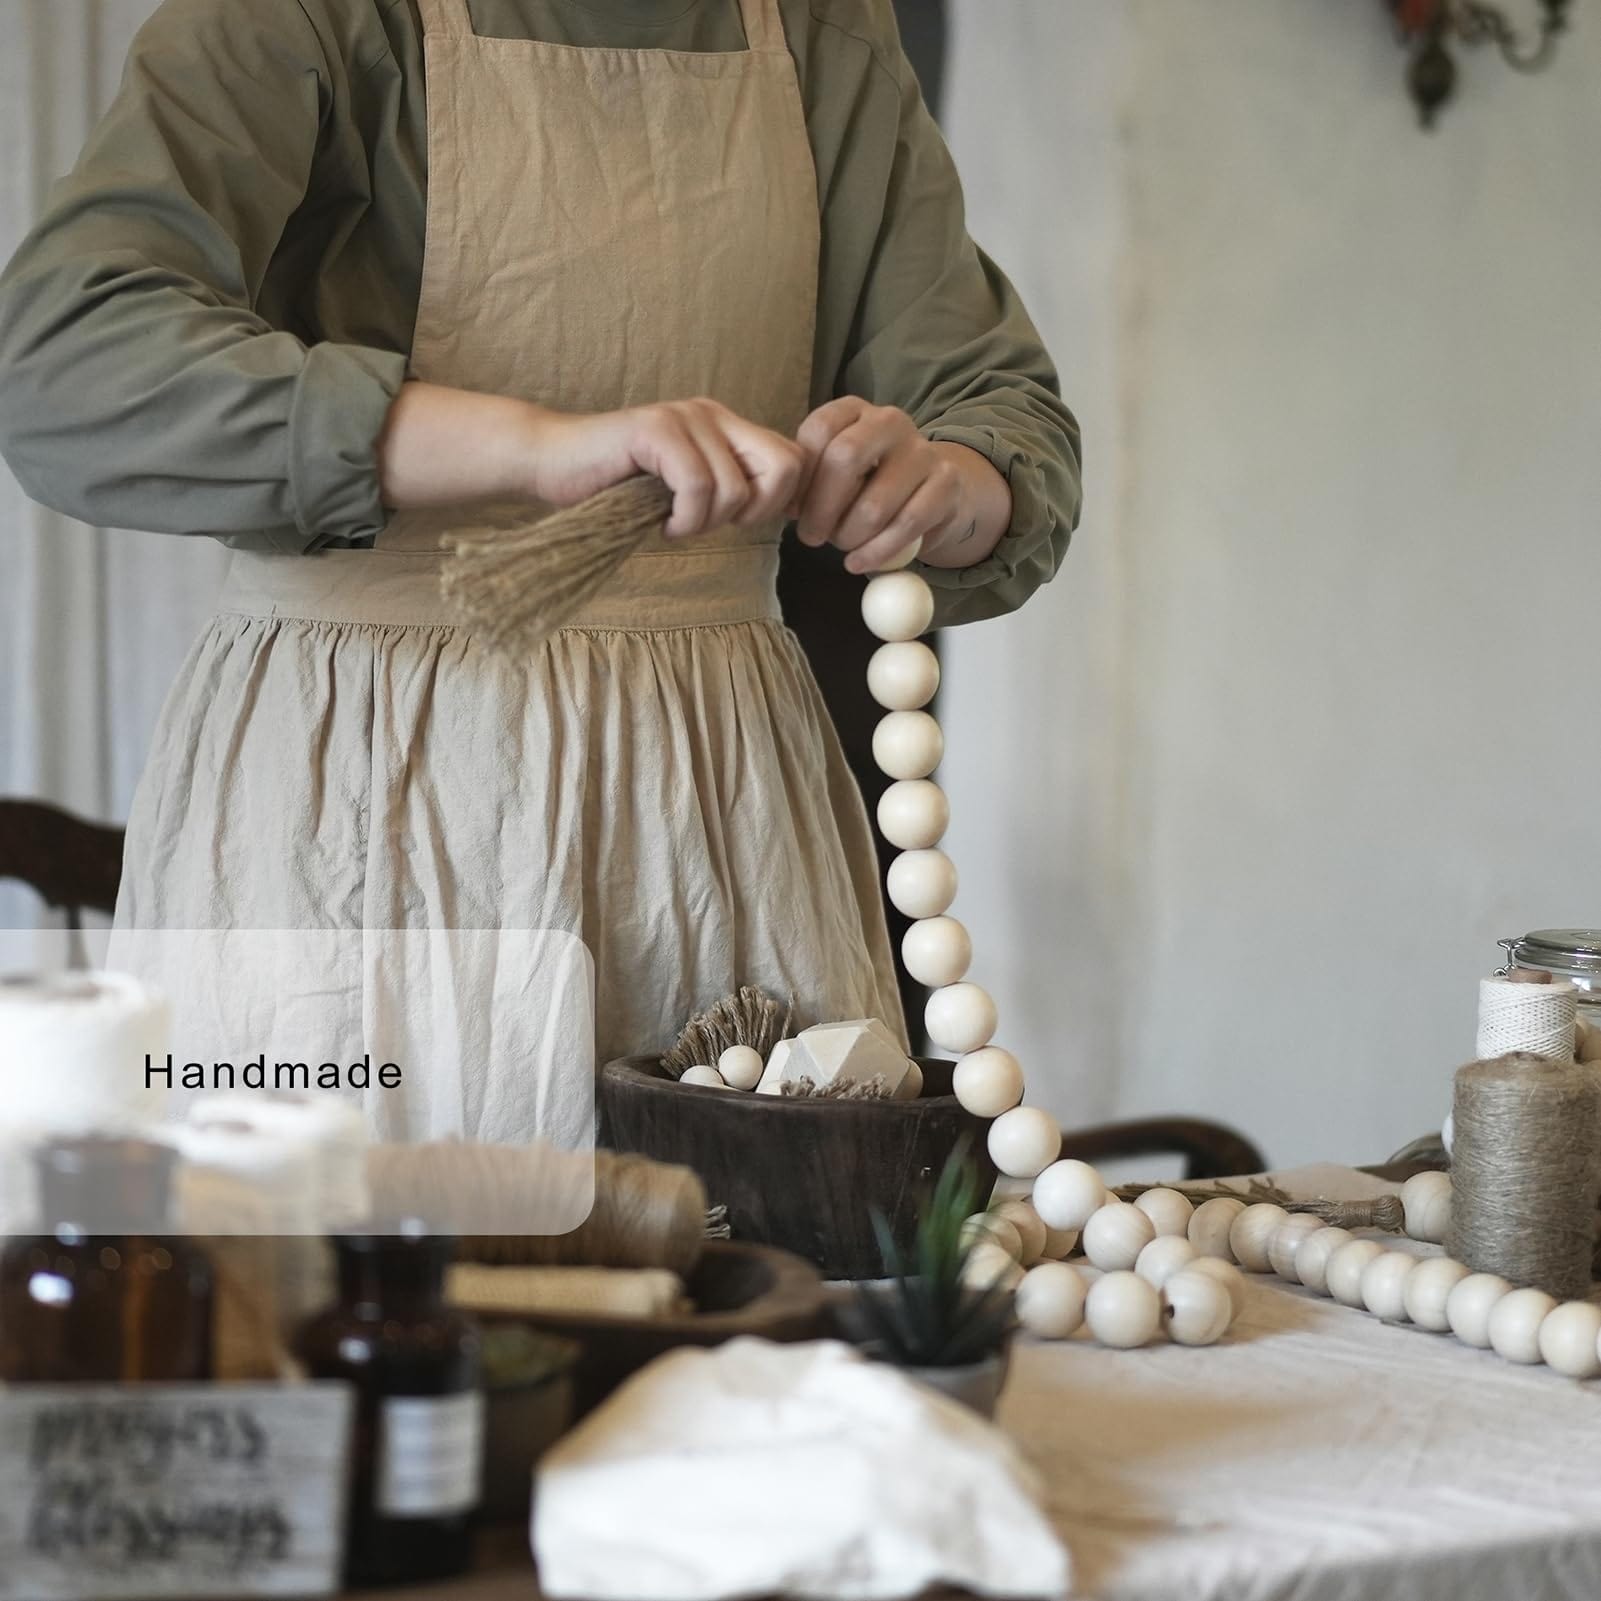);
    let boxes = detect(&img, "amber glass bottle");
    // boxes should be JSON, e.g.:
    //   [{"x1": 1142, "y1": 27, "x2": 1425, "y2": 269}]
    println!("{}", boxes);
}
[
  {"x1": 296, "y1": 1224, "x2": 484, "y2": 1587},
  {"x1": 0, "y1": 1137, "x2": 214, "y2": 1383}
]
